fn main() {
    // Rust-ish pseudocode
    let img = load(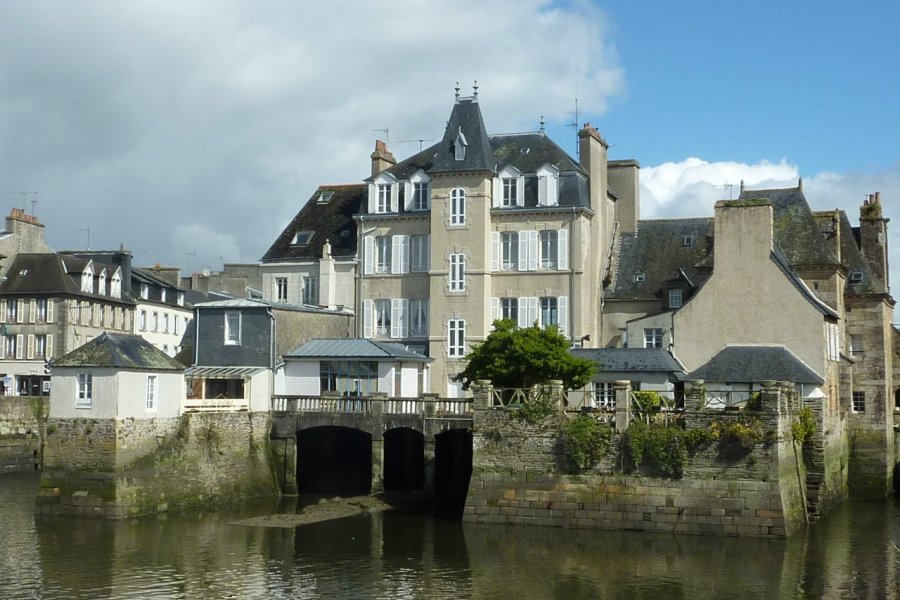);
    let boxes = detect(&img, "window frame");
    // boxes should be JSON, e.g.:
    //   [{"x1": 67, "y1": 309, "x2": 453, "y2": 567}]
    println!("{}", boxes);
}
[
  {"x1": 224, "y1": 311, "x2": 242, "y2": 346},
  {"x1": 852, "y1": 390, "x2": 865, "y2": 413},
  {"x1": 668, "y1": 288, "x2": 683, "y2": 309},
  {"x1": 540, "y1": 297, "x2": 559, "y2": 328},
  {"x1": 374, "y1": 299, "x2": 391, "y2": 336},
  {"x1": 410, "y1": 234, "x2": 430, "y2": 273},
  {"x1": 448, "y1": 319, "x2": 466, "y2": 357},
  {"x1": 539, "y1": 230, "x2": 558, "y2": 270},
  {"x1": 146, "y1": 374, "x2": 158, "y2": 412},
  {"x1": 449, "y1": 253, "x2": 466, "y2": 292},
  {"x1": 643, "y1": 328, "x2": 664, "y2": 348},
  {"x1": 375, "y1": 236, "x2": 392, "y2": 273},
  {"x1": 275, "y1": 277, "x2": 288, "y2": 303},
  {"x1": 449, "y1": 188, "x2": 466, "y2": 225},
  {"x1": 500, "y1": 297, "x2": 518, "y2": 321},
  {"x1": 76, "y1": 373, "x2": 93, "y2": 409},
  {"x1": 500, "y1": 231, "x2": 518, "y2": 270}
]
